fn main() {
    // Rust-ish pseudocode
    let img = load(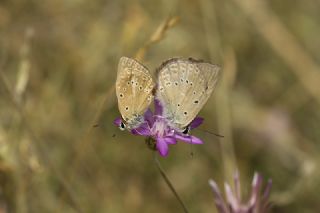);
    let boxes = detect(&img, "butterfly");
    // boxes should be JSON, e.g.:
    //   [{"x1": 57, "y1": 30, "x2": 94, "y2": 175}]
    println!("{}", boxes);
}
[
  {"x1": 115, "y1": 57, "x2": 155, "y2": 130},
  {"x1": 155, "y1": 58, "x2": 220, "y2": 133},
  {"x1": 114, "y1": 56, "x2": 220, "y2": 156}
]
